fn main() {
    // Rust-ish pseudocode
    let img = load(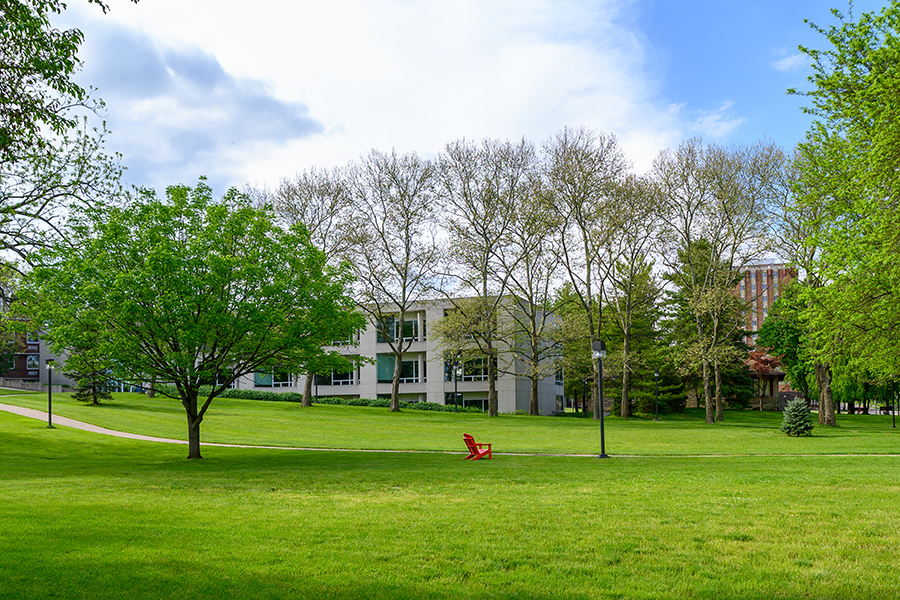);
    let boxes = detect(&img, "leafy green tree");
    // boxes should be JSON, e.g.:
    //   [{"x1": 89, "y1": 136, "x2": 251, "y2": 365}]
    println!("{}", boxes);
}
[
  {"x1": 1, "y1": 0, "x2": 134, "y2": 161},
  {"x1": 1, "y1": 1, "x2": 130, "y2": 267},
  {"x1": 15, "y1": 179, "x2": 362, "y2": 459},
  {"x1": 791, "y1": 3, "x2": 900, "y2": 389}
]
